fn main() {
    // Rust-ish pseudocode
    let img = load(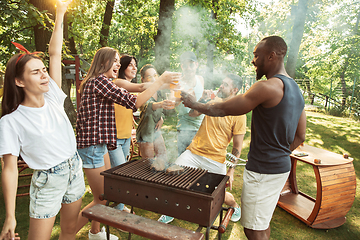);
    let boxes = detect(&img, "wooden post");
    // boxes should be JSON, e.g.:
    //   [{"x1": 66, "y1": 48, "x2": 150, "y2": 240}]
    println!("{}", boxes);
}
[
  {"x1": 349, "y1": 77, "x2": 356, "y2": 116},
  {"x1": 75, "y1": 55, "x2": 81, "y2": 111},
  {"x1": 328, "y1": 78, "x2": 333, "y2": 111},
  {"x1": 325, "y1": 96, "x2": 328, "y2": 109}
]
